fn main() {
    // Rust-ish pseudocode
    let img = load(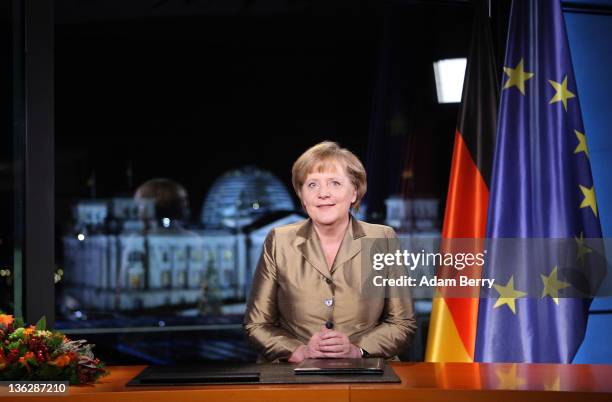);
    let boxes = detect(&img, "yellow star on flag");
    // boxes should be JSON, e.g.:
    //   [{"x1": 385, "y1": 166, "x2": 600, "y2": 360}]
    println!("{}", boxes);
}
[
  {"x1": 575, "y1": 232, "x2": 592, "y2": 266},
  {"x1": 574, "y1": 130, "x2": 589, "y2": 158},
  {"x1": 541, "y1": 266, "x2": 571, "y2": 304},
  {"x1": 548, "y1": 75, "x2": 576, "y2": 111},
  {"x1": 503, "y1": 59, "x2": 534, "y2": 95},
  {"x1": 493, "y1": 276, "x2": 526, "y2": 314},
  {"x1": 579, "y1": 185, "x2": 598, "y2": 217},
  {"x1": 495, "y1": 364, "x2": 527, "y2": 390}
]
